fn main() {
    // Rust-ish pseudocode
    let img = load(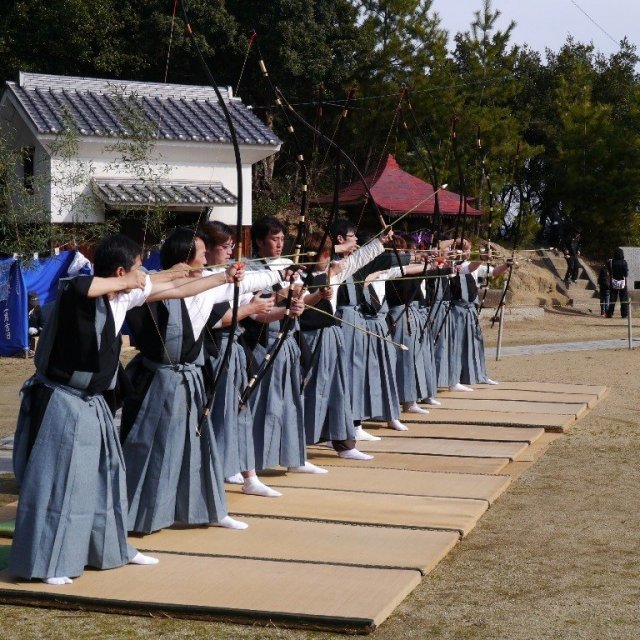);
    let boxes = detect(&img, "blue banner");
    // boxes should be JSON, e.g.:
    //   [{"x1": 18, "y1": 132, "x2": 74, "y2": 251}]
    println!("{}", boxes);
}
[
  {"x1": 22, "y1": 251, "x2": 76, "y2": 305},
  {"x1": 0, "y1": 258, "x2": 28, "y2": 356}
]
